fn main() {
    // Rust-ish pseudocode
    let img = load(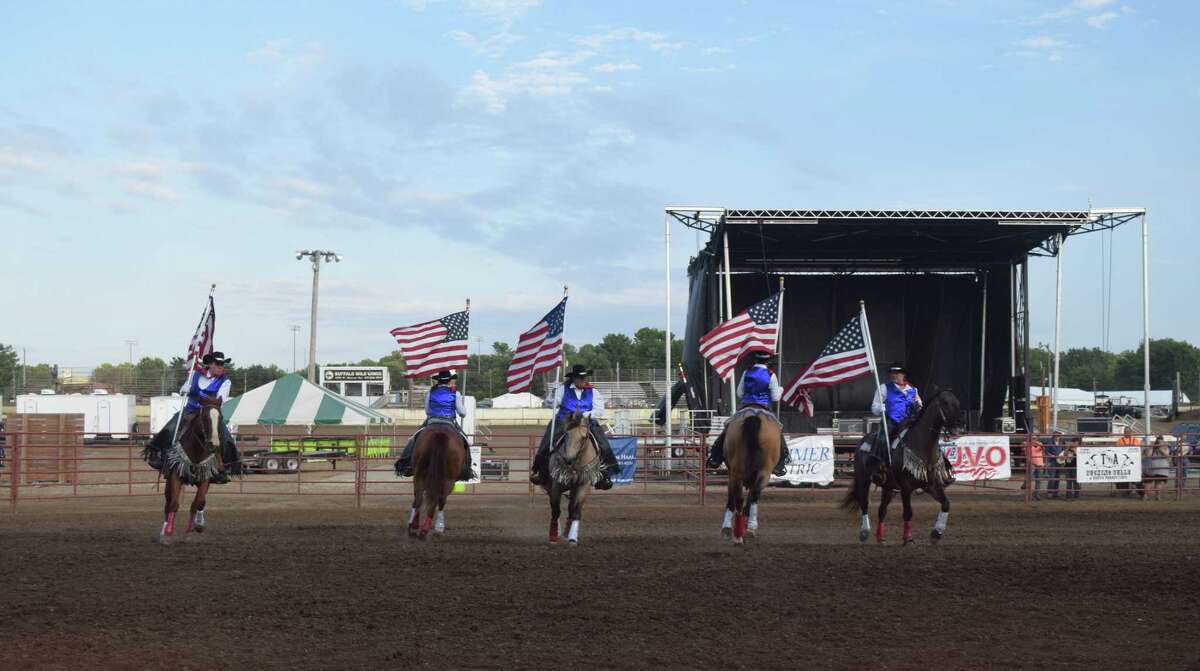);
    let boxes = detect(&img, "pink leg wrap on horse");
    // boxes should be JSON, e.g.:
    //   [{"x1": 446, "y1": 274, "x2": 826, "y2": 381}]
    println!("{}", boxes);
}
[
  {"x1": 733, "y1": 513, "x2": 748, "y2": 538},
  {"x1": 903, "y1": 520, "x2": 913, "y2": 540},
  {"x1": 186, "y1": 513, "x2": 196, "y2": 533},
  {"x1": 164, "y1": 512, "x2": 176, "y2": 536},
  {"x1": 420, "y1": 515, "x2": 434, "y2": 535},
  {"x1": 876, "y1": 522, "x2": 886, "y2": 541}
]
